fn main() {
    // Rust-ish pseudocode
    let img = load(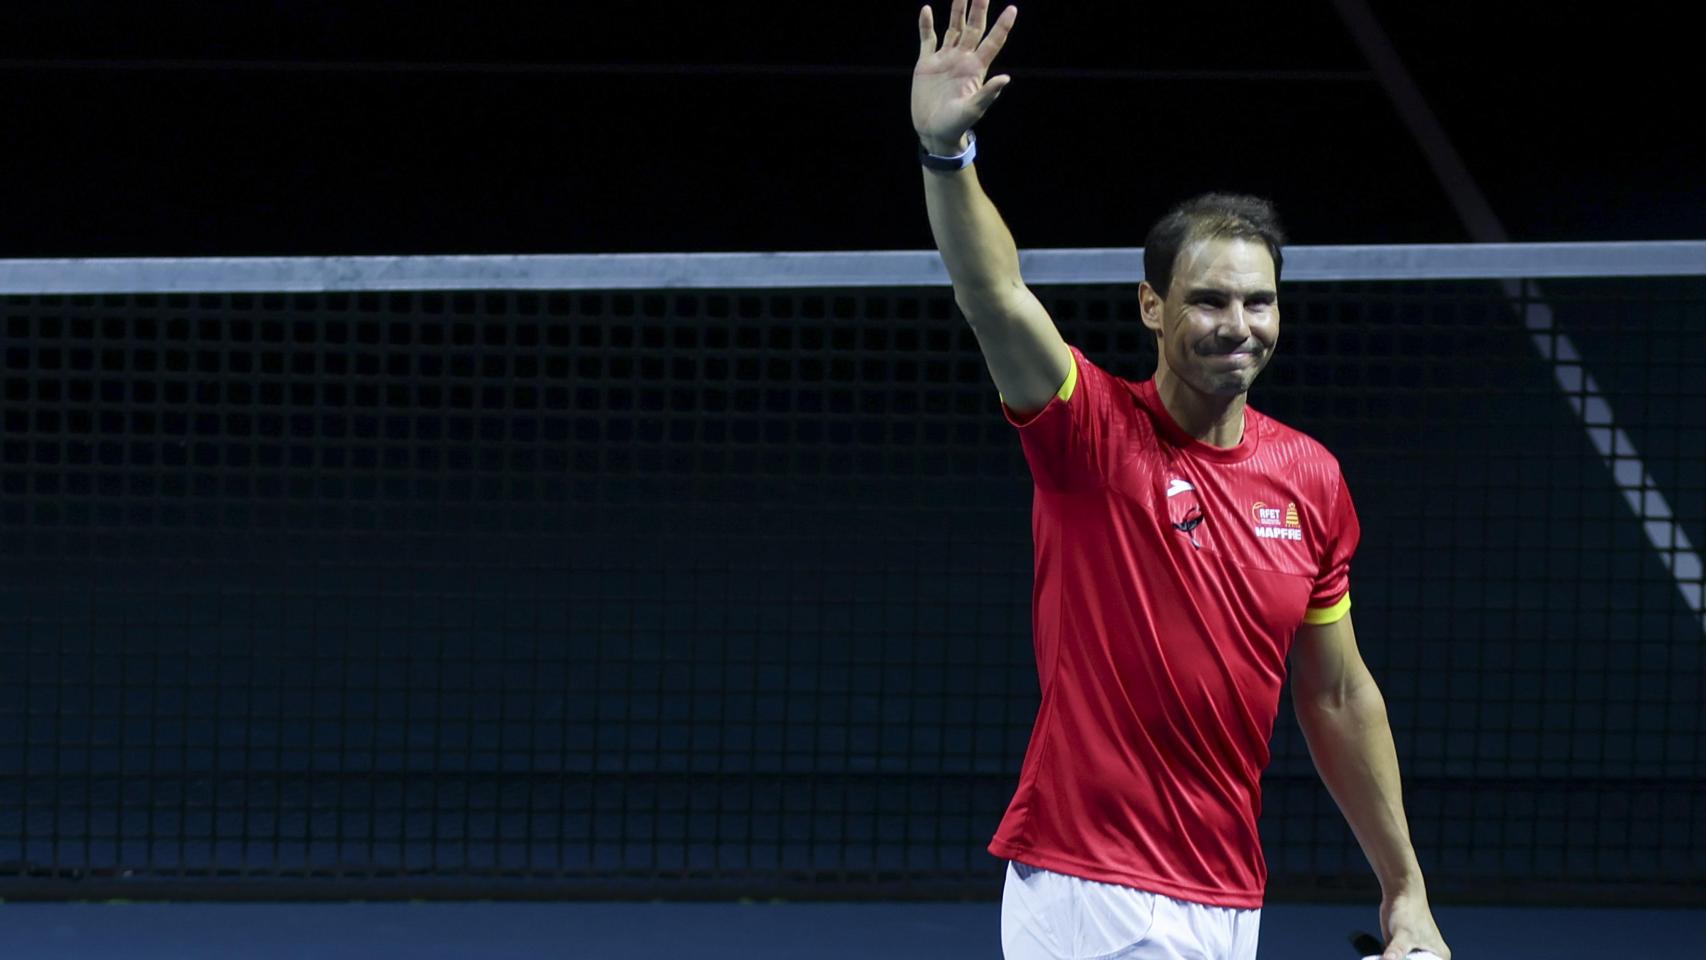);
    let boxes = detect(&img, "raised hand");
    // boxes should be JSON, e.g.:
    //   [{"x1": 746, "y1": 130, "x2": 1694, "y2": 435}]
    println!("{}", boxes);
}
[{"x1": 911, "y1": 0, "x2": 1018, "y2": 155}]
